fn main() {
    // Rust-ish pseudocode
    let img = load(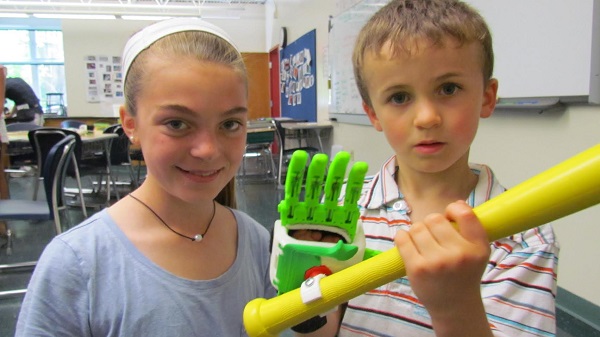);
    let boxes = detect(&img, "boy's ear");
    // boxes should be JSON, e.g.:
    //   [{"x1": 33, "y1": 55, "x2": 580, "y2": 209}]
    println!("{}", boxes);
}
[
  {"x1": 120, "y1": 105, "x2": 136, "y2": 137},
  {"x1": 480, "y1": 78, "x2": 499, "y2": 118},
  {"x1": 363, "y1": 101, "x2": 383, "y2": 131}
]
